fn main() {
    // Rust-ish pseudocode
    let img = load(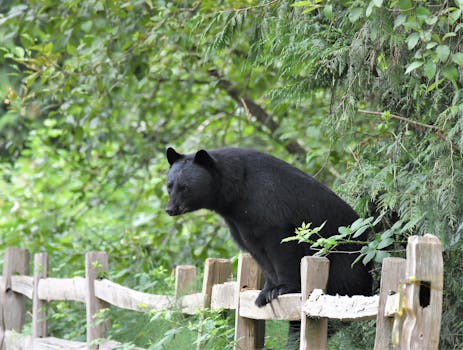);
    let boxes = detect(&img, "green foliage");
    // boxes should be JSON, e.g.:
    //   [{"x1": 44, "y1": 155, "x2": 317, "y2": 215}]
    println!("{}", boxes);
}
[{"x1": 282, "y1": 217, "x2": 394, "y2": 265}]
